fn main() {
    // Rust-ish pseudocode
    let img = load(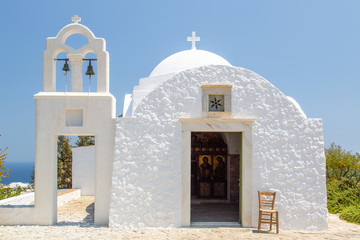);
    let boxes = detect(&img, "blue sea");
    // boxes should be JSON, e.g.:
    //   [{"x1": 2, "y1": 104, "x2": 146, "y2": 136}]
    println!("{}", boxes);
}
[{"x1": 1, "y1": 162, "x2": 34, "y2": 185}]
